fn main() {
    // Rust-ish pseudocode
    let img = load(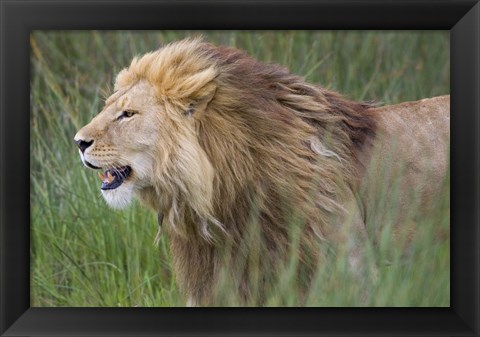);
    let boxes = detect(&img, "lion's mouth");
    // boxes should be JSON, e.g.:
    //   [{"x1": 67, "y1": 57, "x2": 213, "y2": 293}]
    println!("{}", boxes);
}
[{"x1": 98, "y1": 166, "x2": 132, "y2": 190}]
